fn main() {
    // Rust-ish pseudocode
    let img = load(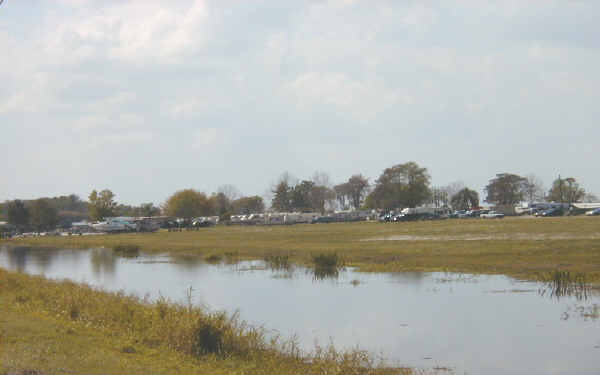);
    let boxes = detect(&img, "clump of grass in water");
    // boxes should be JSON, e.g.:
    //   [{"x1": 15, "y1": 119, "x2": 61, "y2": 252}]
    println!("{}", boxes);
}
[
  {"x1": 264, "y1": 254, "x2": 291, "y2": 270},
  {"x1": 312, "y1": 253, "x2": 343, "y2": 280},
  {"x1": 204, "y1": 254, "x2": 223, "y2": 264},
  {"x1": 539, "y1": 270, "x2": 591, "y2": 301},
  {"x1": 112, "y1": 244, "x2": 140, "y2": 258}
]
